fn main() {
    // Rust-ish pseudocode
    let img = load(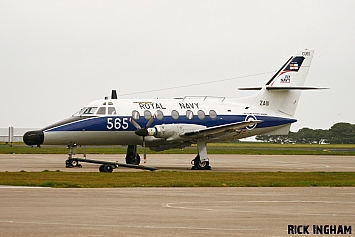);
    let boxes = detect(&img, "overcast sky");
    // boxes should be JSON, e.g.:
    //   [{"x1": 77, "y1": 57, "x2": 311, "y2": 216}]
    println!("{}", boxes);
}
[{"x1": 1, "y1": 0, "x2": 354, "y2": 132}]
